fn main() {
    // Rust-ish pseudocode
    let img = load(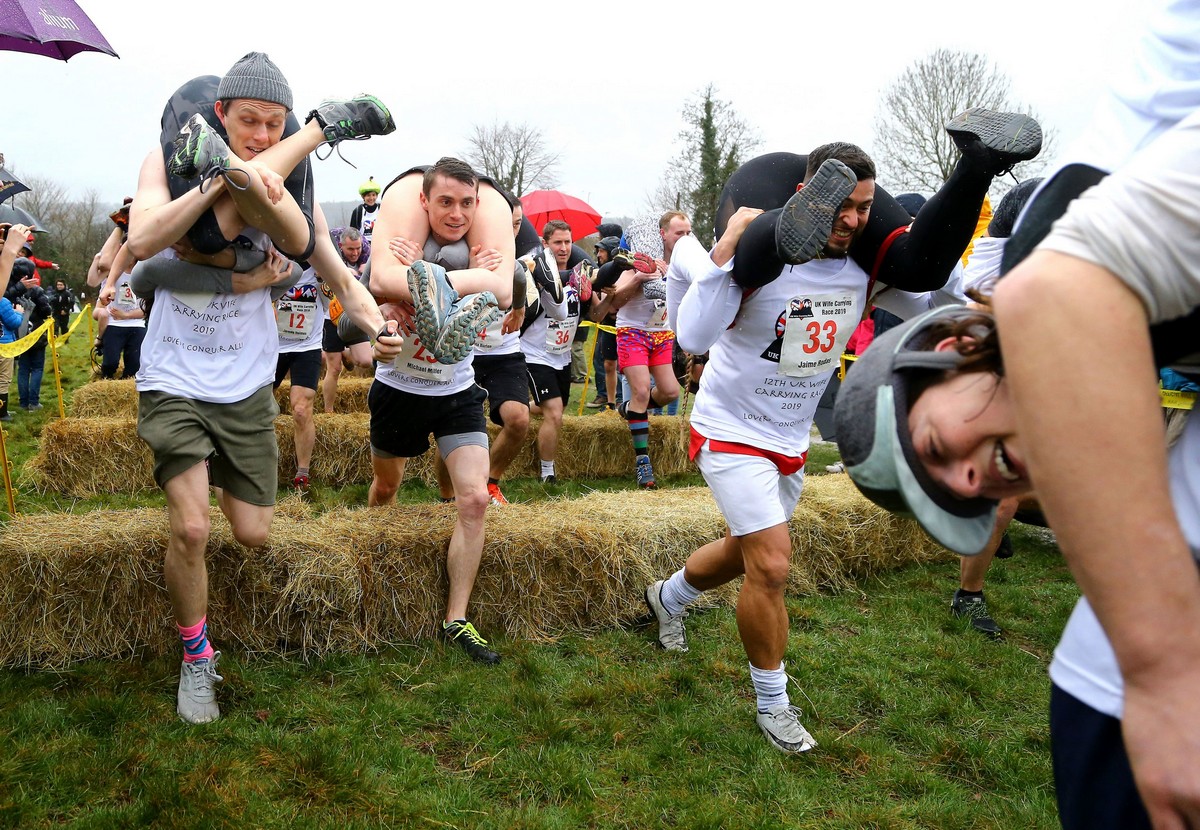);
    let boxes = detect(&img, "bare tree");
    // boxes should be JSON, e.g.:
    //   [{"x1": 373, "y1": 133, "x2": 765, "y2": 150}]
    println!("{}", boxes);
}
[
  {"x1": 648, "y1": 85, "x2": 760, "y2": 245},
  {"x1": 463, "y1": 121, "x2": 560, "y2": 197},
  {"x1": 873, "y1": 49, "x2": 1053, "y2": 196}
]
